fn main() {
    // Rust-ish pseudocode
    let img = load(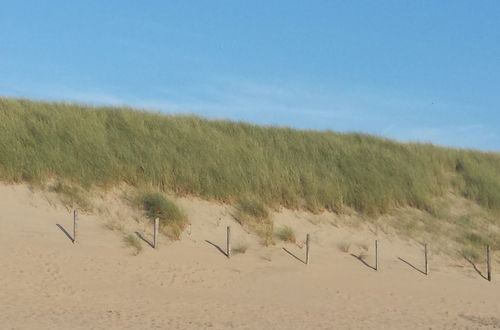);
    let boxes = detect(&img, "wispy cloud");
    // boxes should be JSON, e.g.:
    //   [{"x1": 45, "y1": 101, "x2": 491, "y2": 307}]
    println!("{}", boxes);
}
[
  {"x1": 384, "y1": 124, "x2": 500, "y2": 151},
  {"x1": 1, "y1": 77, "x2": 498, "y2": 151}
]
